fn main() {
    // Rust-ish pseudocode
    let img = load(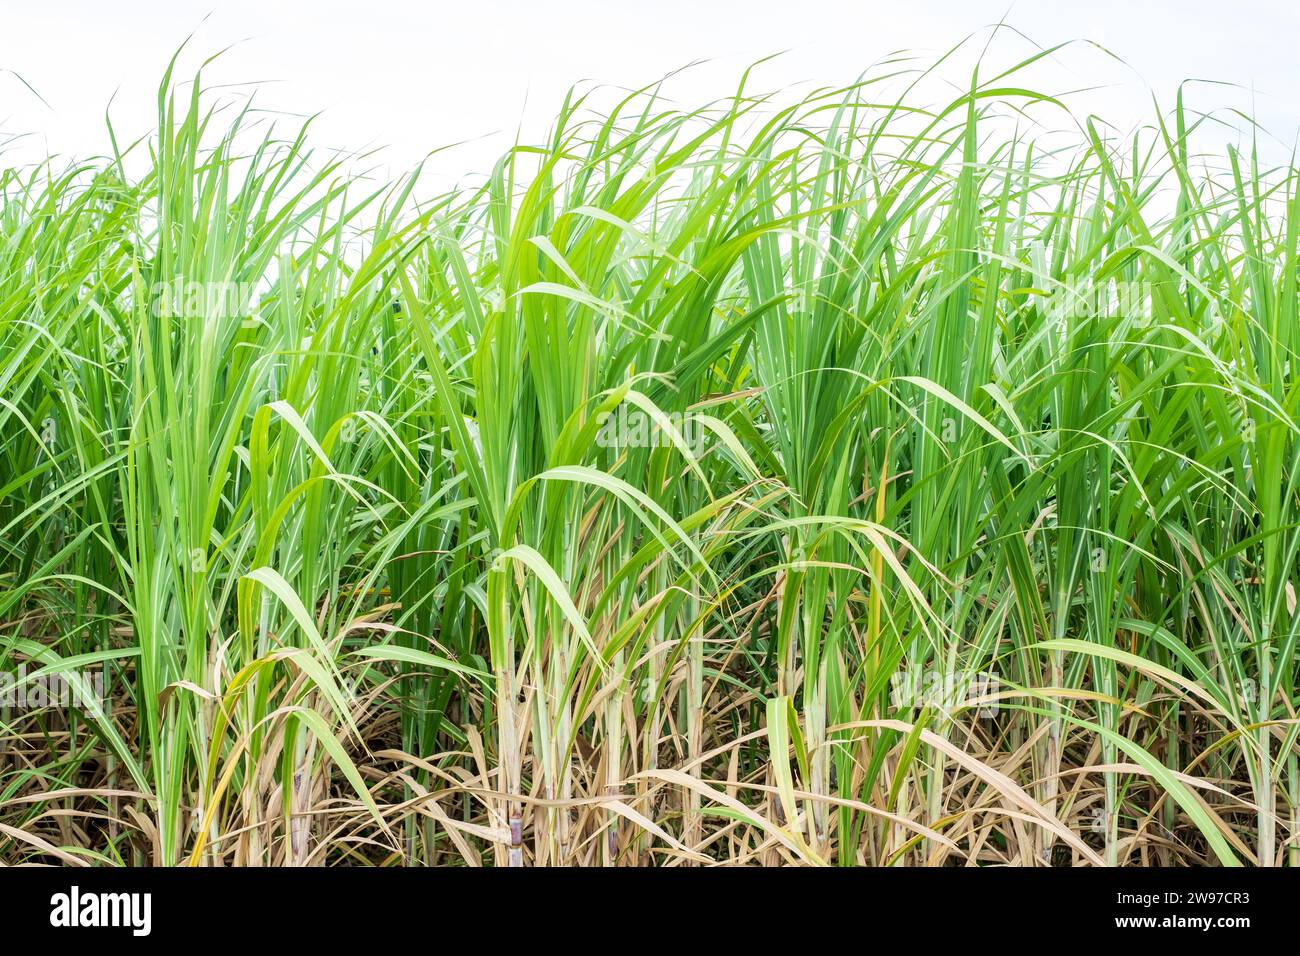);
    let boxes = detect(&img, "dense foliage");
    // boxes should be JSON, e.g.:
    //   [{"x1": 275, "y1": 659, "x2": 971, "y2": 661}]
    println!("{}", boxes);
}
[{"x1": 2, "y1": 48, "x2": 1298, "y2": 866}]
